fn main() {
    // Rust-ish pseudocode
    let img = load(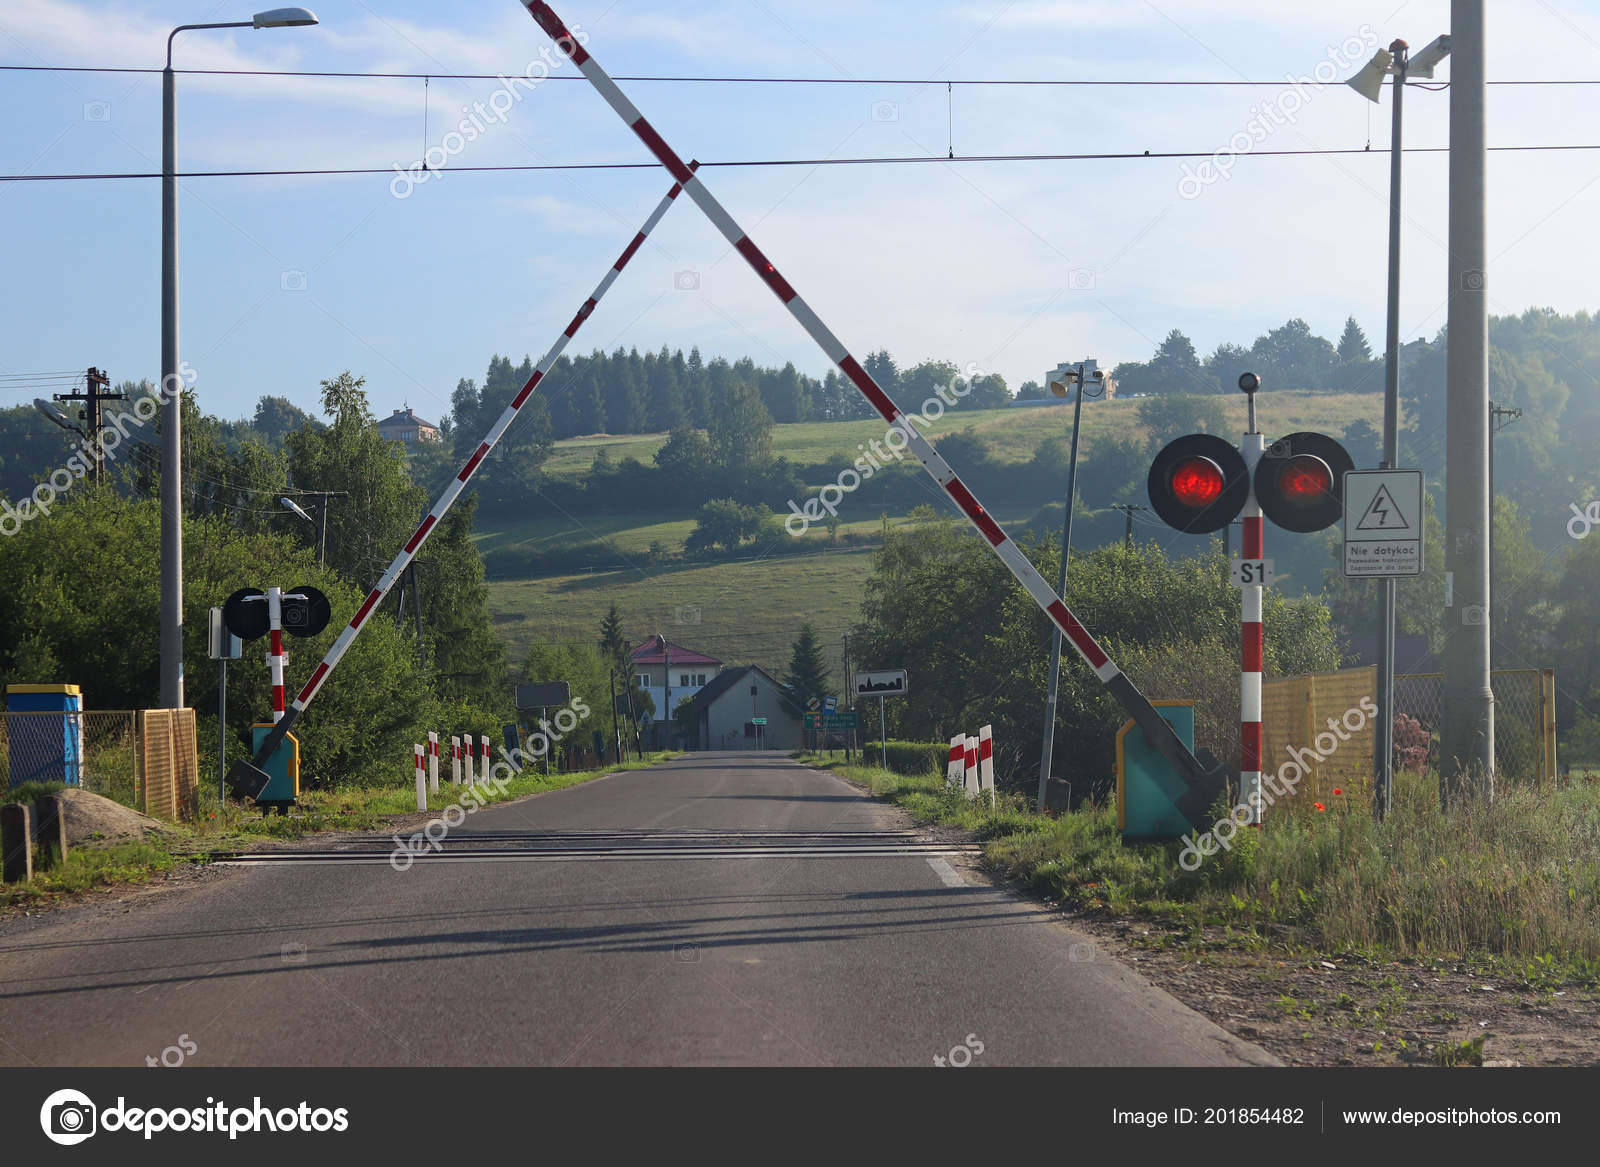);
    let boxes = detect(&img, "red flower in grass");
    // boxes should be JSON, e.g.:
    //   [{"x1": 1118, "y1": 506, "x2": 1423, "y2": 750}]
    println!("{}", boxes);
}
[
  {"x1": 1332, "y1": 788, "x2": 1343, "y2": 796},
  {"x1": 1314, "y1": 802, "x2": 1326, "y2": 812}
]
